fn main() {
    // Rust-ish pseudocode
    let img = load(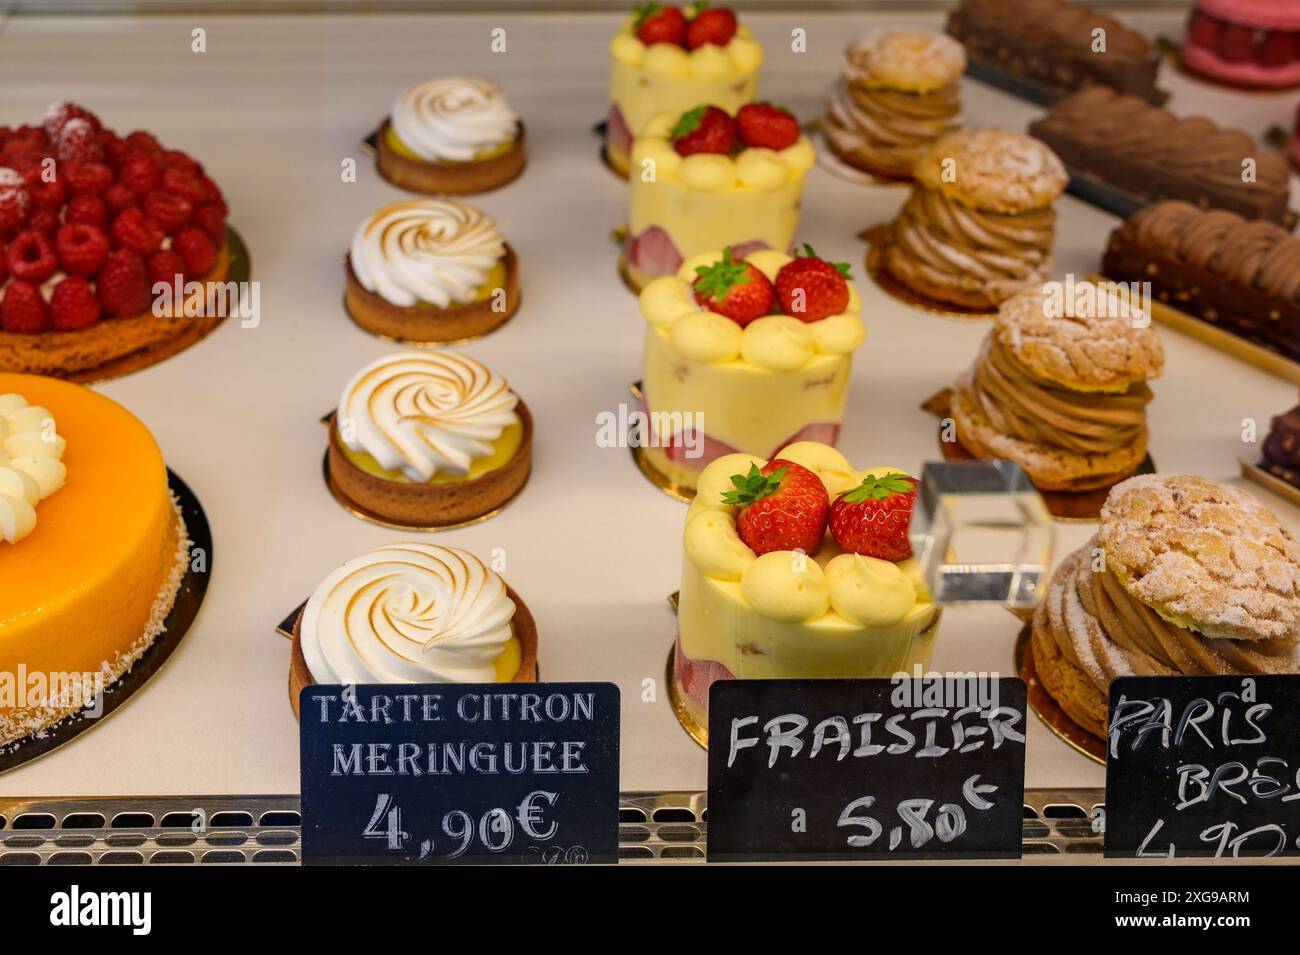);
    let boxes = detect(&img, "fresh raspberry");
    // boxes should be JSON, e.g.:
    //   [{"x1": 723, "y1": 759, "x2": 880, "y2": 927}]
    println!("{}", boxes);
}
[
  {"x1": 97, "y1": 248, "x2": 152, "y2": 318},
  {"x1": 27, "y1": 173, "x2": 66, "y2": 211},
  {"x1": 0, "y1": 279, "x2": 49, "y2": 333},
  {"x1": 671, "y1": 105, "x2": 735, "y2": 156},
  {"x1": 0, "y1": 167, "x2": 31, "y2": 232},
  {"x1": 6, "y1": 230, "x2": 57, "y2": 282},
  {"x1": 119, "y1": 153, "x2": 161, "y2": 197},
  {"x1": 125, "y1": 130, "x2": 161, "y2": 156},
  {"x1": 65, "y1": 193, "x2": 108, "y2": 230},
  {"x1": 101, "y1": 136, "x2": 134, "y2": 169},
  {"x1": 146, "y1": 249, "x2": 187, "y2": 288},
  {"x1": 43, "y1": 101, "x2": 100, "y2": 141},
  {"x1": 0, "y1": 141, "x2": 41, "y2": 171},
  {"x1": 159, "y1": 150, "x2": 200, "y2": 176},
  {"x1": 55, "y1": 222, "x2": 111, "y2": 276},
  {"x1": 634, "y1": 3, "x2": 686, "y2": 45},
  {"x1": 63, "y1": 160, "x2": 113, "y2": 196},
  {"x1": 27, "y1": 208, "x2": 60, "y2": 236},
  {"x1": 0, "y1": 241, "x2": 6, "y2": 284},
  {"x1": 143, "y1": 190, "x2": 193, "y2": 233},
  {"x1": 55, "y1": 118, "x2": 103, "y2": 163},
  {"x1": 735, "y1": 103, "x2": 800, "y2": 151},
  {"x1": 684, "y1": 6, "x2": 737, "y2": 49},
  {"x1": 192, "y1": 202, "x2": 227, "y2": 244},
  {"x1": 160, "y1": 167, "x2": 206, "y2": 205},
  {"x1": 49, "y1": 275, "x2": 101, "y2": 331},
  {"x1": 110, "y1": 206, "x2": 164, "y2": 254},
  {"x1": 1258, "y1": 31, "x2": 1295, "y2": 67},
  {"x1": 104, "y1": 182, "x2": 137, "y2": 212},
  {"x1": 196, "y1": 175, "x2": 223, "y2": 204},
  {"x1": 173, "y1": 227, "x2": 217, "y2": 275}
]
